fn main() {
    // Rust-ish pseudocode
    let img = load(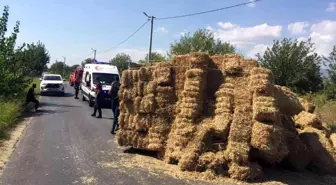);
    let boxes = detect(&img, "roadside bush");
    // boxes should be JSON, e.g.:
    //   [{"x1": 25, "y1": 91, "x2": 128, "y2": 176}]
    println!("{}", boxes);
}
[{"x1": 0, "y1": 100, "x2": 23, "y2": 138}]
